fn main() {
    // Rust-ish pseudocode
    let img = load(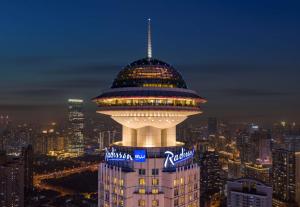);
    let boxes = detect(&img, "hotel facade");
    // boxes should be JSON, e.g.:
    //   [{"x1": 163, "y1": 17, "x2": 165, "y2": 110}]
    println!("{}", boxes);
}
[{"x1": 94, "y1": 20, "x2": 206, "y2": 207}]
